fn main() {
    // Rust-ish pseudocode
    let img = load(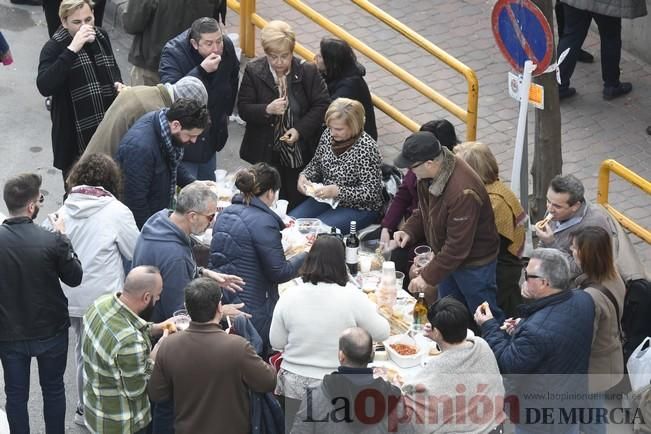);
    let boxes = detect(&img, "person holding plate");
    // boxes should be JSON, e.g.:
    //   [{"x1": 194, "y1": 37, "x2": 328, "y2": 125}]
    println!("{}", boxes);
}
[{"x1": 290, "y1": 98, "x2": 383, "y2": 235}]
